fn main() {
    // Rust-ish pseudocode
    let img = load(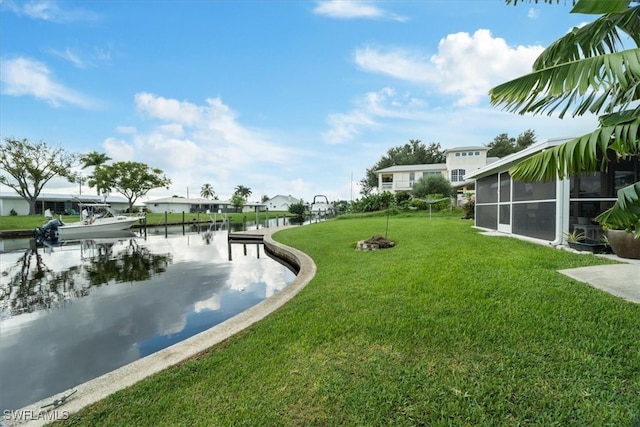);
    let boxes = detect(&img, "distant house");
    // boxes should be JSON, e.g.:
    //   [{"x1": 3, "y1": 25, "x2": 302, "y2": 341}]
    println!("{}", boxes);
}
[
  {"x1": 0, "y1": 191, "x2": 129, "y2": 216},
  {"x1": 376, "y1": 146, "x2": 497, "y2": 203},
  {"x1": 465, "y1": 138, "x2": 639, "y2": 244},
  {"x1": 144, "y1": 196, "x2": 265, "y2": 214},
  {"x1": 265, "y1": 195, "x2": 300, "y2": 211}
]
